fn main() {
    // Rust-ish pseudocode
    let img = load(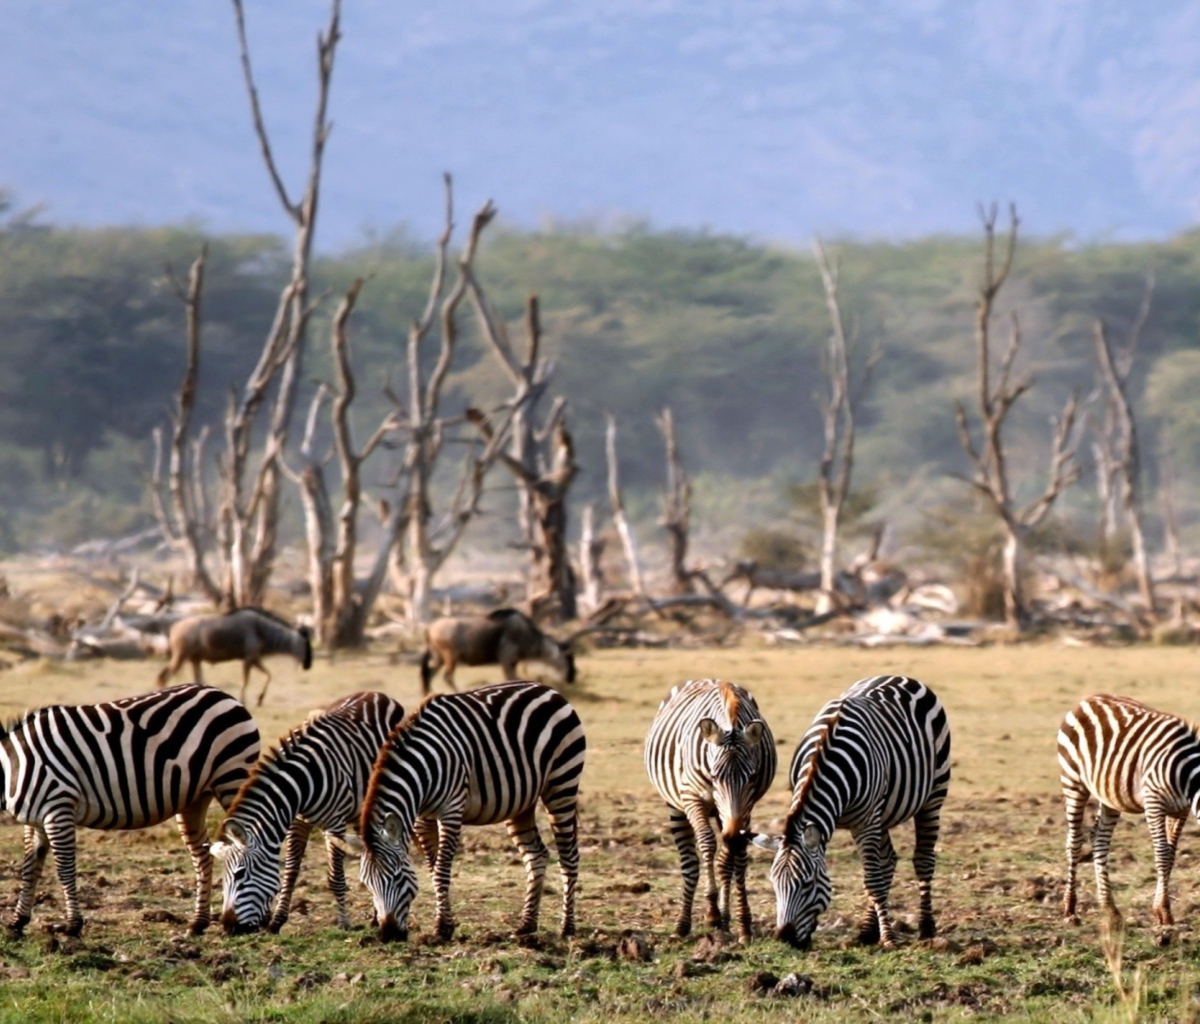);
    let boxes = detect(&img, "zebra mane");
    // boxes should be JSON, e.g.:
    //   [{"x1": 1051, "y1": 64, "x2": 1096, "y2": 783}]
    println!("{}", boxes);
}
[
  {"x1": 360, "y1": 696, "x2": 438, "y2": 840},
  {"x1": 787, "y1": 700, "x2": 846, "y2": 826},
  {"x1": 224, "y1": 718, "x2": 318, "y2": 818}
]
